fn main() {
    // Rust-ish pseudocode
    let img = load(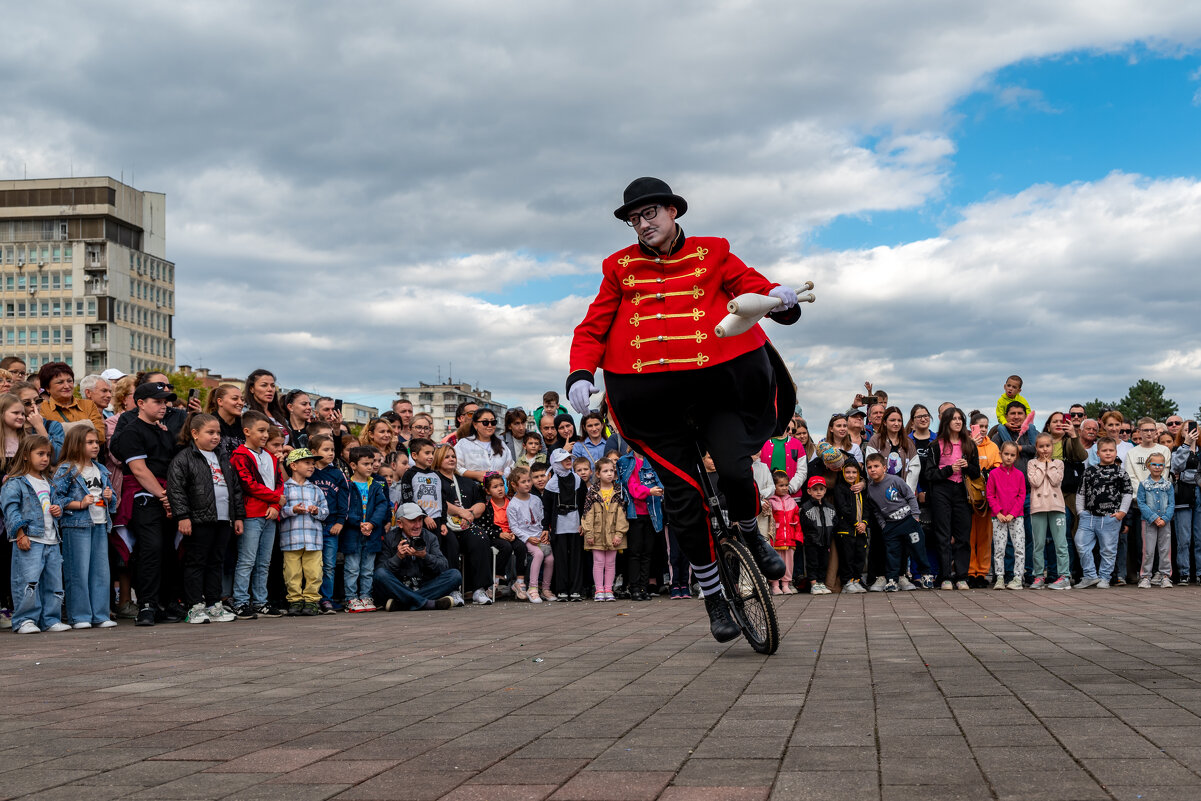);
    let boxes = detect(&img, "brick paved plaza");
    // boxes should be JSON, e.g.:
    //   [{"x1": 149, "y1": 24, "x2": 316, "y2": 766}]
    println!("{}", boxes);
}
[{"x1": 4, "y1": 588, "x2": 1201, "y2": 800}]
